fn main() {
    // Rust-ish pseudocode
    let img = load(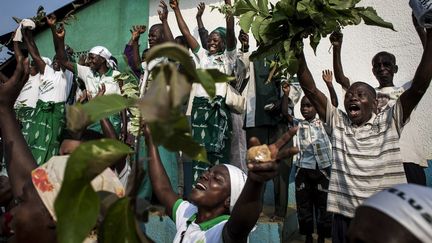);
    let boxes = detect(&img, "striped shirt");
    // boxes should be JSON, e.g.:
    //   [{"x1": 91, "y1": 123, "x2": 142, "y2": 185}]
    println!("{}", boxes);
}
[{"x1": 325, "y1": 98, "x2": 407, "y2": 218}]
